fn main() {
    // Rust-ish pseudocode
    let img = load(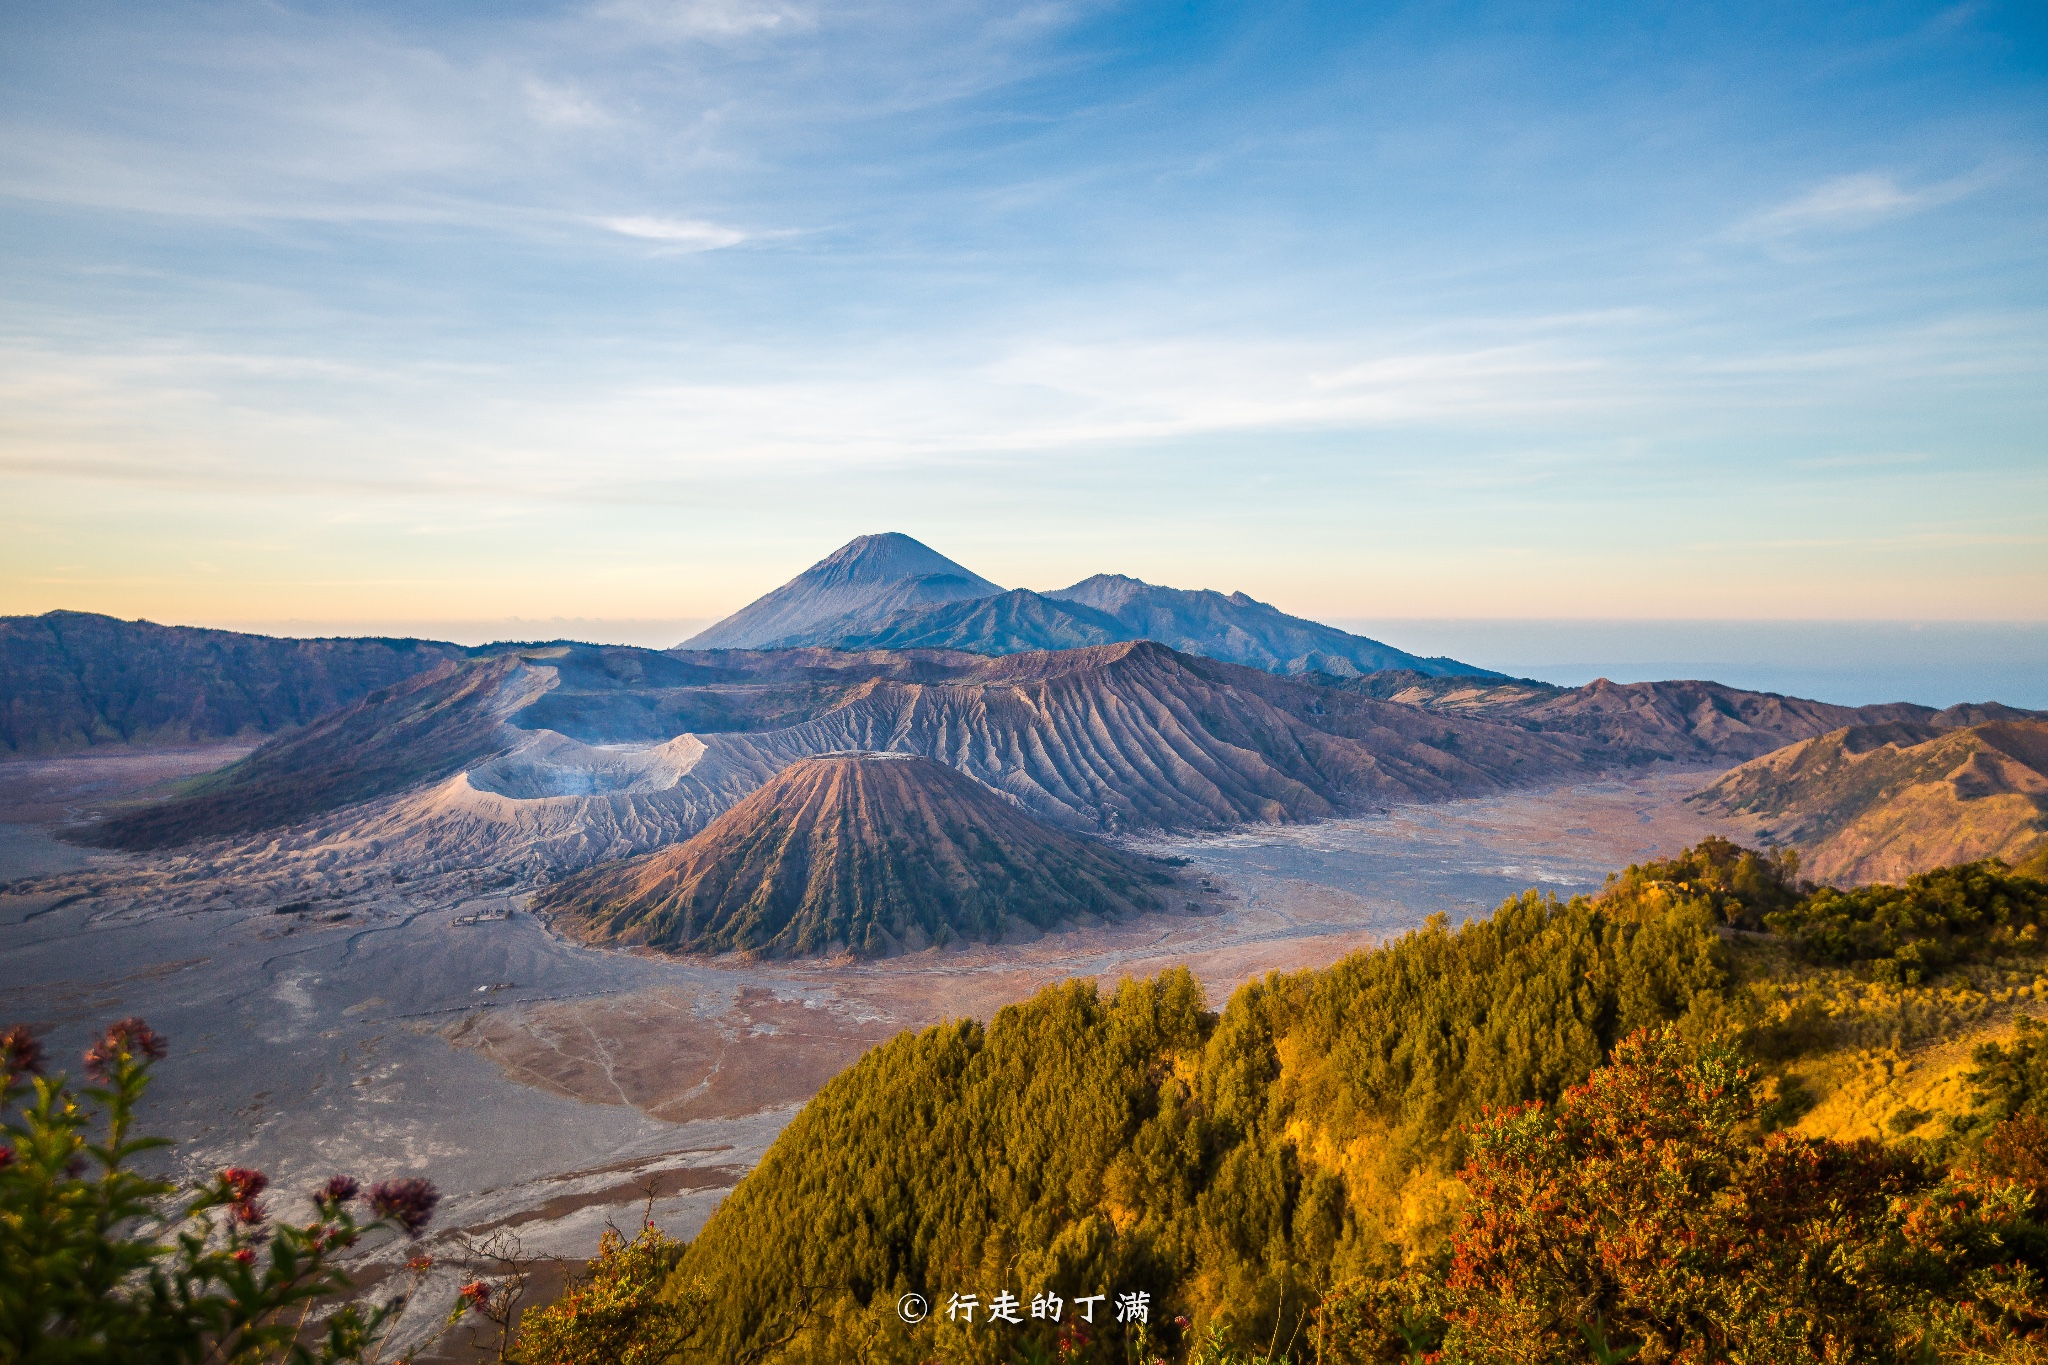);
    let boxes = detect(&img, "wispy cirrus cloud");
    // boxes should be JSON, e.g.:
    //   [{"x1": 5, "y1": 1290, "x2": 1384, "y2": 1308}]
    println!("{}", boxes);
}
[
  {"x1": 587, "y1": 0, "x2": 813, "y2": 40},
  {"x1": 1730, "y1": 170, "x2": 1984, "y2": 240},
  {"x1": 599, "y1": 215, "x2": 752, "y2": 249}
]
